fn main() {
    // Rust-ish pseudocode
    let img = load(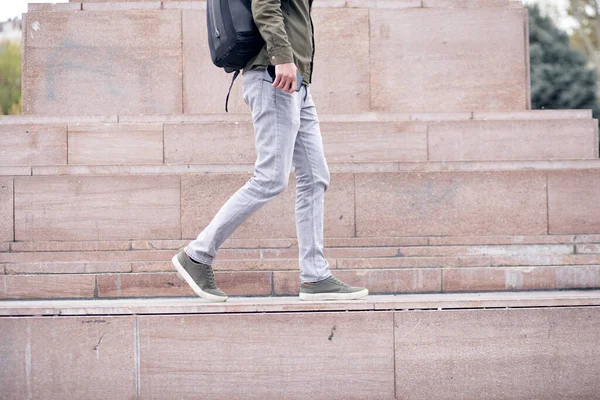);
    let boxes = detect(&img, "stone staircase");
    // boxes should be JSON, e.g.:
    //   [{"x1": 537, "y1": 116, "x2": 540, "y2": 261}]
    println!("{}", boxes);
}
[{"x1": 2, "y1": 0, "x2": 600, "y2": 398}]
